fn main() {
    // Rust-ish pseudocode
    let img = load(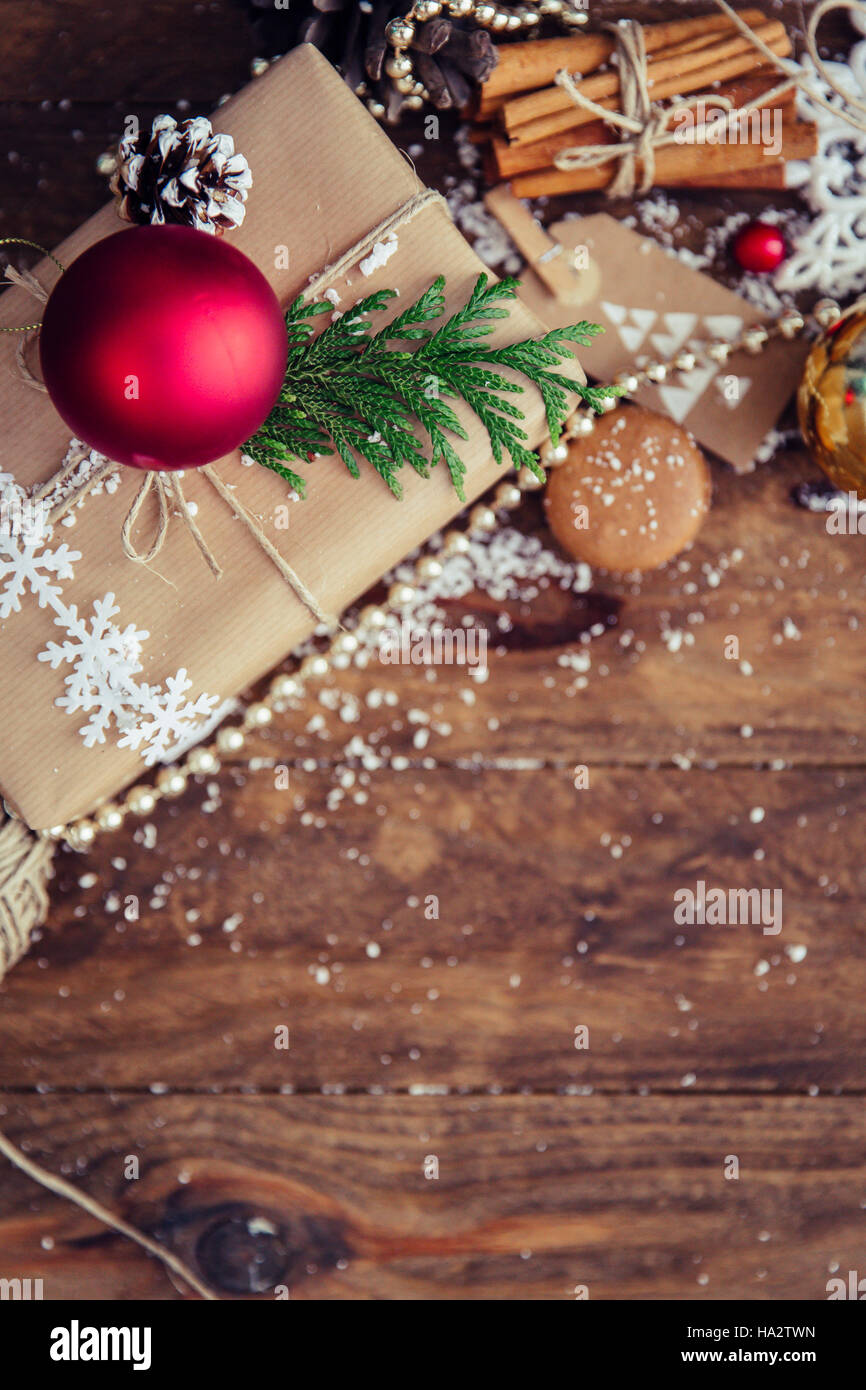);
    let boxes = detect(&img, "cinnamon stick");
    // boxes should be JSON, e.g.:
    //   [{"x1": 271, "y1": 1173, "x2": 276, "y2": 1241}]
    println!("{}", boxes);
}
[
  {"x1": 490, "y1": 122, "x2": 608, "y2": 181},
  {"x1": 476, "y1": 7, "x2": 771, "y2": 113},
  {"x1": 491, "y1": 72, "x2": 795, "y2": 180},
  {"x1": 507, "y1": 33, "x2": 793, "y2": 147},
  {"x1": 678, "y1": 163, "x2": 787, "y2": 188},
  {"x1": 508, "y1": 117, "x2": 817, "y2": 197},
  {"x1": 503, "y1": 19, "x2": 792, "y2": 141}
]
